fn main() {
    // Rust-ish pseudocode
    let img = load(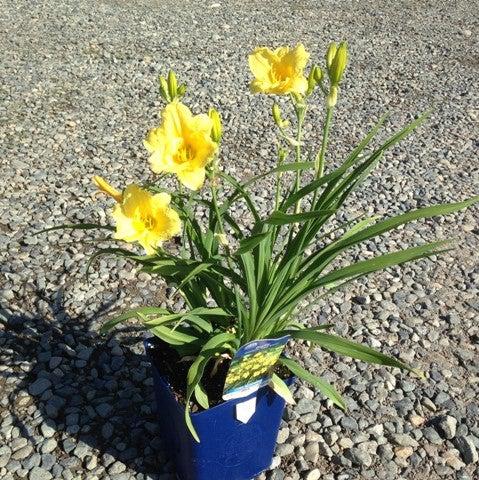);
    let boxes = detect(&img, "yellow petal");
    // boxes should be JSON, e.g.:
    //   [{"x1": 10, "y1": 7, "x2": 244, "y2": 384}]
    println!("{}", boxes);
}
[
  {"x1": 93, "y1": 176, "x2": 122, "y2": 203},
  {"x1": 177, "y1": 167, "x2": 206, "y2": 191},
  {"x1": 248, "y1": 48, "x2": 275, "y2": 81},
  {"x1": 112, "y1": 205, "x2": 140, "y2": 241}
]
